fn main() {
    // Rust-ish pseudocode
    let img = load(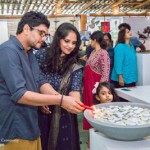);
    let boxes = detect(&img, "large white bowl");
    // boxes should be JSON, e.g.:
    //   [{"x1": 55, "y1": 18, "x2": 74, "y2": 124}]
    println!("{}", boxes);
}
[{"x1": 84, "y1": 102, "x2": 150, "y2": 141}]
